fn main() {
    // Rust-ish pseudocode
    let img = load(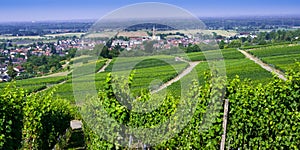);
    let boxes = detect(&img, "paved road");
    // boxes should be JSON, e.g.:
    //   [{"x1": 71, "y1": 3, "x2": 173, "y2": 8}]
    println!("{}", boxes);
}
[{"x1": 238, "y1": 49, "x2": 287, "y2": 81}]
